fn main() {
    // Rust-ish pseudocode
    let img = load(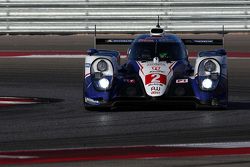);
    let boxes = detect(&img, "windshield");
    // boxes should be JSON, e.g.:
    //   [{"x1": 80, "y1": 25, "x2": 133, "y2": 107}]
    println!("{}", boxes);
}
[{"x1": 129, "y1": 42, "x2": 186, "y2": 61}]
